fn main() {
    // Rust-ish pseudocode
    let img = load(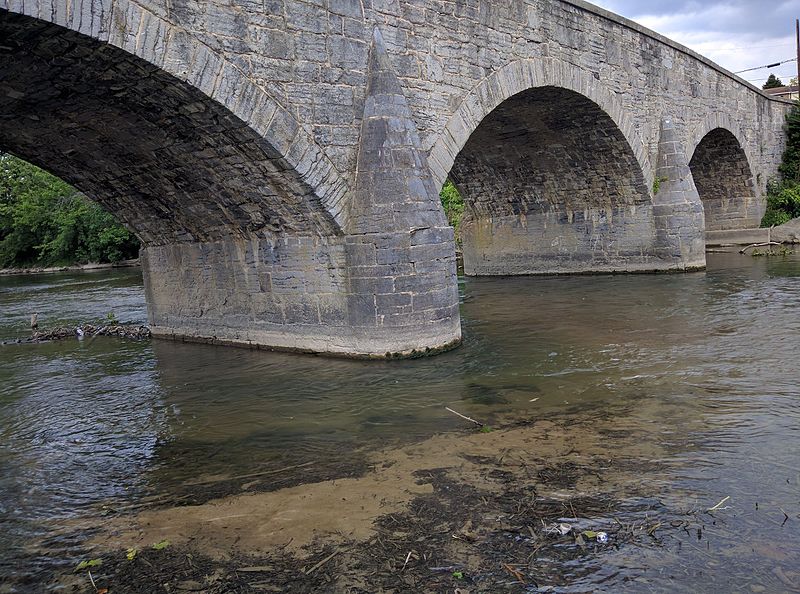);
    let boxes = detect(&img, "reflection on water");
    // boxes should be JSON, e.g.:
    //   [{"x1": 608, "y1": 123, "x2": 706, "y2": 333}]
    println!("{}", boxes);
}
[{"x1": 1, "y1": 254, "x2": 800, "y2": 590}]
